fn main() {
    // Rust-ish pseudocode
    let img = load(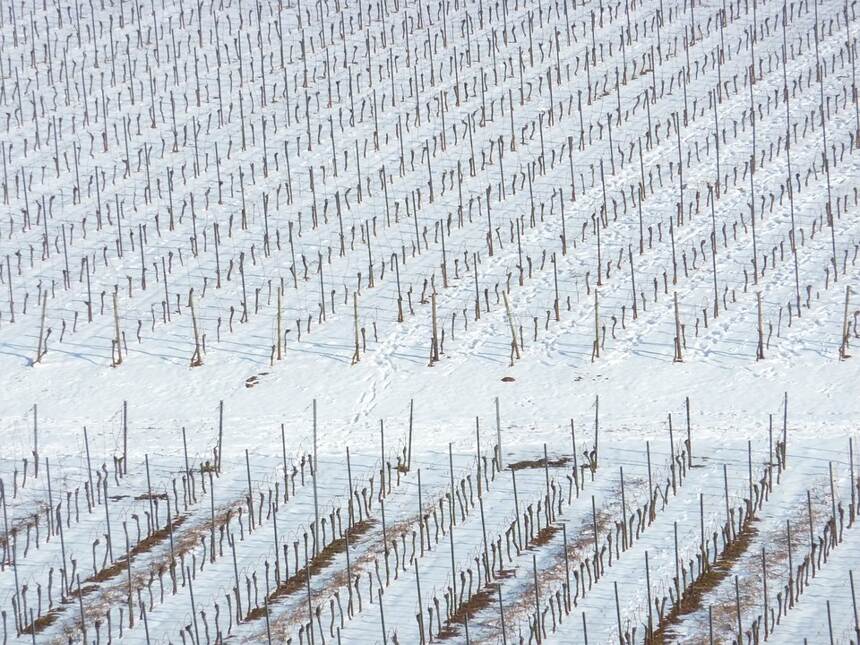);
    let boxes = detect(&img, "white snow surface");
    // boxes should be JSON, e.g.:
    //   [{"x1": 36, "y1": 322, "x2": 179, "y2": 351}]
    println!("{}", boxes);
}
[{"x1": 0, "y1": 0, "x2": 859, "y2": 639}]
